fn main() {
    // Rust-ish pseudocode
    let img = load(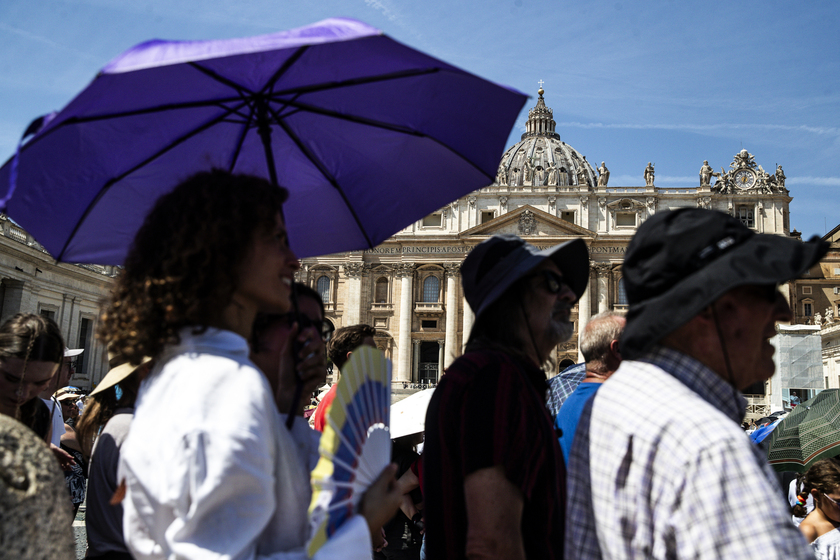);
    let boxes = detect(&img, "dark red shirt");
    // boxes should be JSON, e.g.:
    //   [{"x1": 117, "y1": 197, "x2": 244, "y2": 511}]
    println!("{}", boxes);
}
[{"x1": 423, "y1": 349, "x2": 566, "y2": 559}]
